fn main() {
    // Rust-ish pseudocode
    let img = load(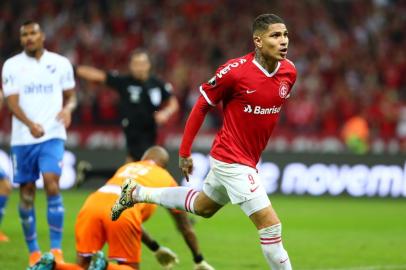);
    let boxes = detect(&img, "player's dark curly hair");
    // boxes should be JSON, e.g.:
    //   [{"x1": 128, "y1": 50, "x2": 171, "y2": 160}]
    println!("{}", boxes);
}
[
  {"x1": 252, "y1": 14, "x2": 285, "y2": 34},
  {"x1": 21, "y1": 20, "x2": 40, "y2": 27}
]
